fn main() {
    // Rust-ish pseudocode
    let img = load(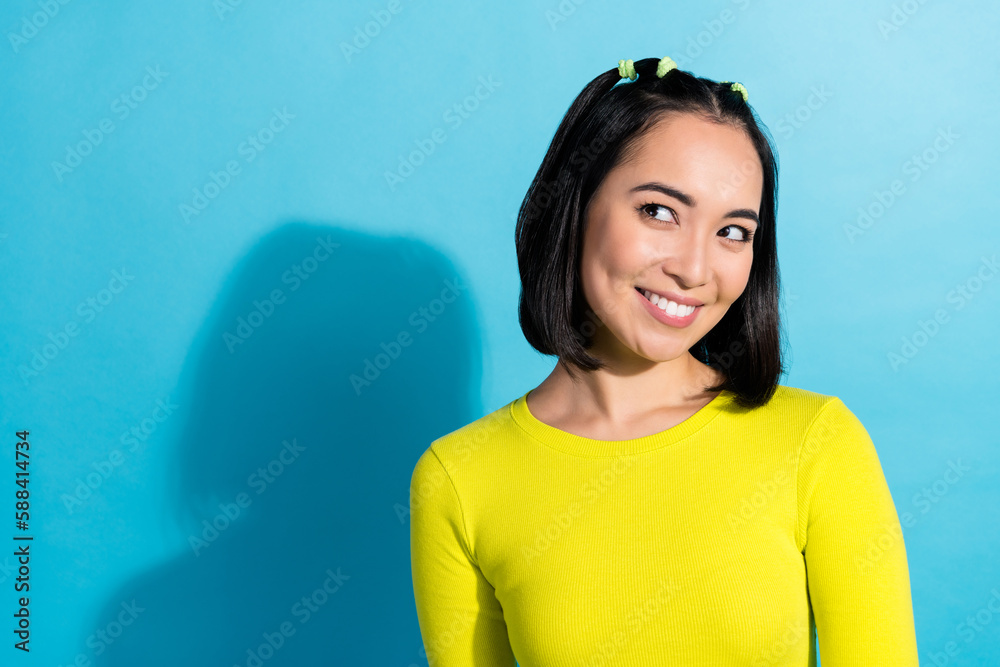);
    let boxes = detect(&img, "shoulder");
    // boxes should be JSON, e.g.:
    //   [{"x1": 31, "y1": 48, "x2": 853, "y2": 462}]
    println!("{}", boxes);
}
[
  {"x1": 411, "y1": 395, "x2": 521, "y2": 482},
  {"x1": 771, "y1": 386, "x2": 878, "y2": 475},
  {"x1": 734, "y1": 384, "x2": 871, "y2": 455},
  {"x1": 740, "y1": 383, "x2": 841, "y2": 430},
  {"x1": 765, "y1": 383, "x2": 838, "y2": 413},
  {"x1": 767, "y1": 385, "x2": 868, "y2": 434}
]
